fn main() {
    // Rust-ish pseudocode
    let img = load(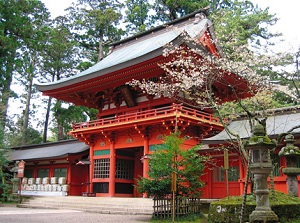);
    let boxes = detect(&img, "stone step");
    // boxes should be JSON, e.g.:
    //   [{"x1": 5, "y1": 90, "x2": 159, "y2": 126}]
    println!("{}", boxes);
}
[
  {"x1": 19, "y1": 202, "x2": 153, "y2": 209},
  {"x1": 18, "y1": 197, "x2": 154, "y2": 215},
  {"x1": 17, "y1": 204, "x2": 153, "y2": 215},
  {"x1": 21, "y1": 200, "x2": 153, "y2": 208}
]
